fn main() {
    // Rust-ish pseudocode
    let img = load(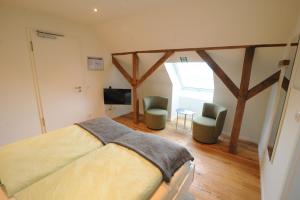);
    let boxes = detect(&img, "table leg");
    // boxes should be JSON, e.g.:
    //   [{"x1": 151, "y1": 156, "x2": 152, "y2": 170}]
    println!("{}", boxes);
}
[
  {"x1": 184, "y1": 114, "x2": 187, "y2": 129},
  {"x1": 176, "y1": 112, "x2": 178, "y2": 129}
]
